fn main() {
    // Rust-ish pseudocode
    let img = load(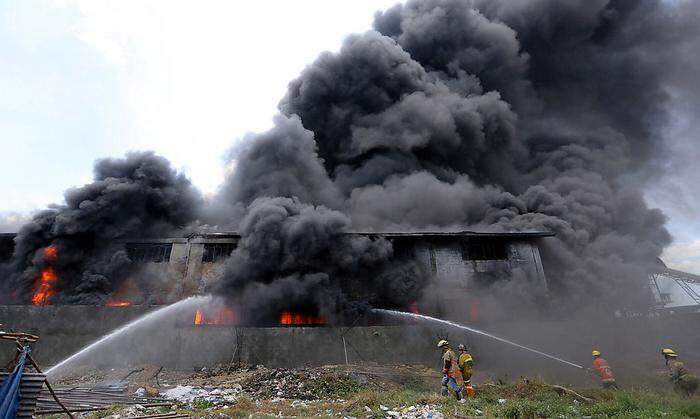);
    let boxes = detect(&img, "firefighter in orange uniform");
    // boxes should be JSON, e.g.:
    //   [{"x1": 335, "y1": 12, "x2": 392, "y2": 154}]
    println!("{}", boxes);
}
[
  {"x1": 591, "y1": 350, "x2": 618, "y2": 389},
  {"x1": 437, "y1": 340, "x2": 463, "y2": 399}
]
